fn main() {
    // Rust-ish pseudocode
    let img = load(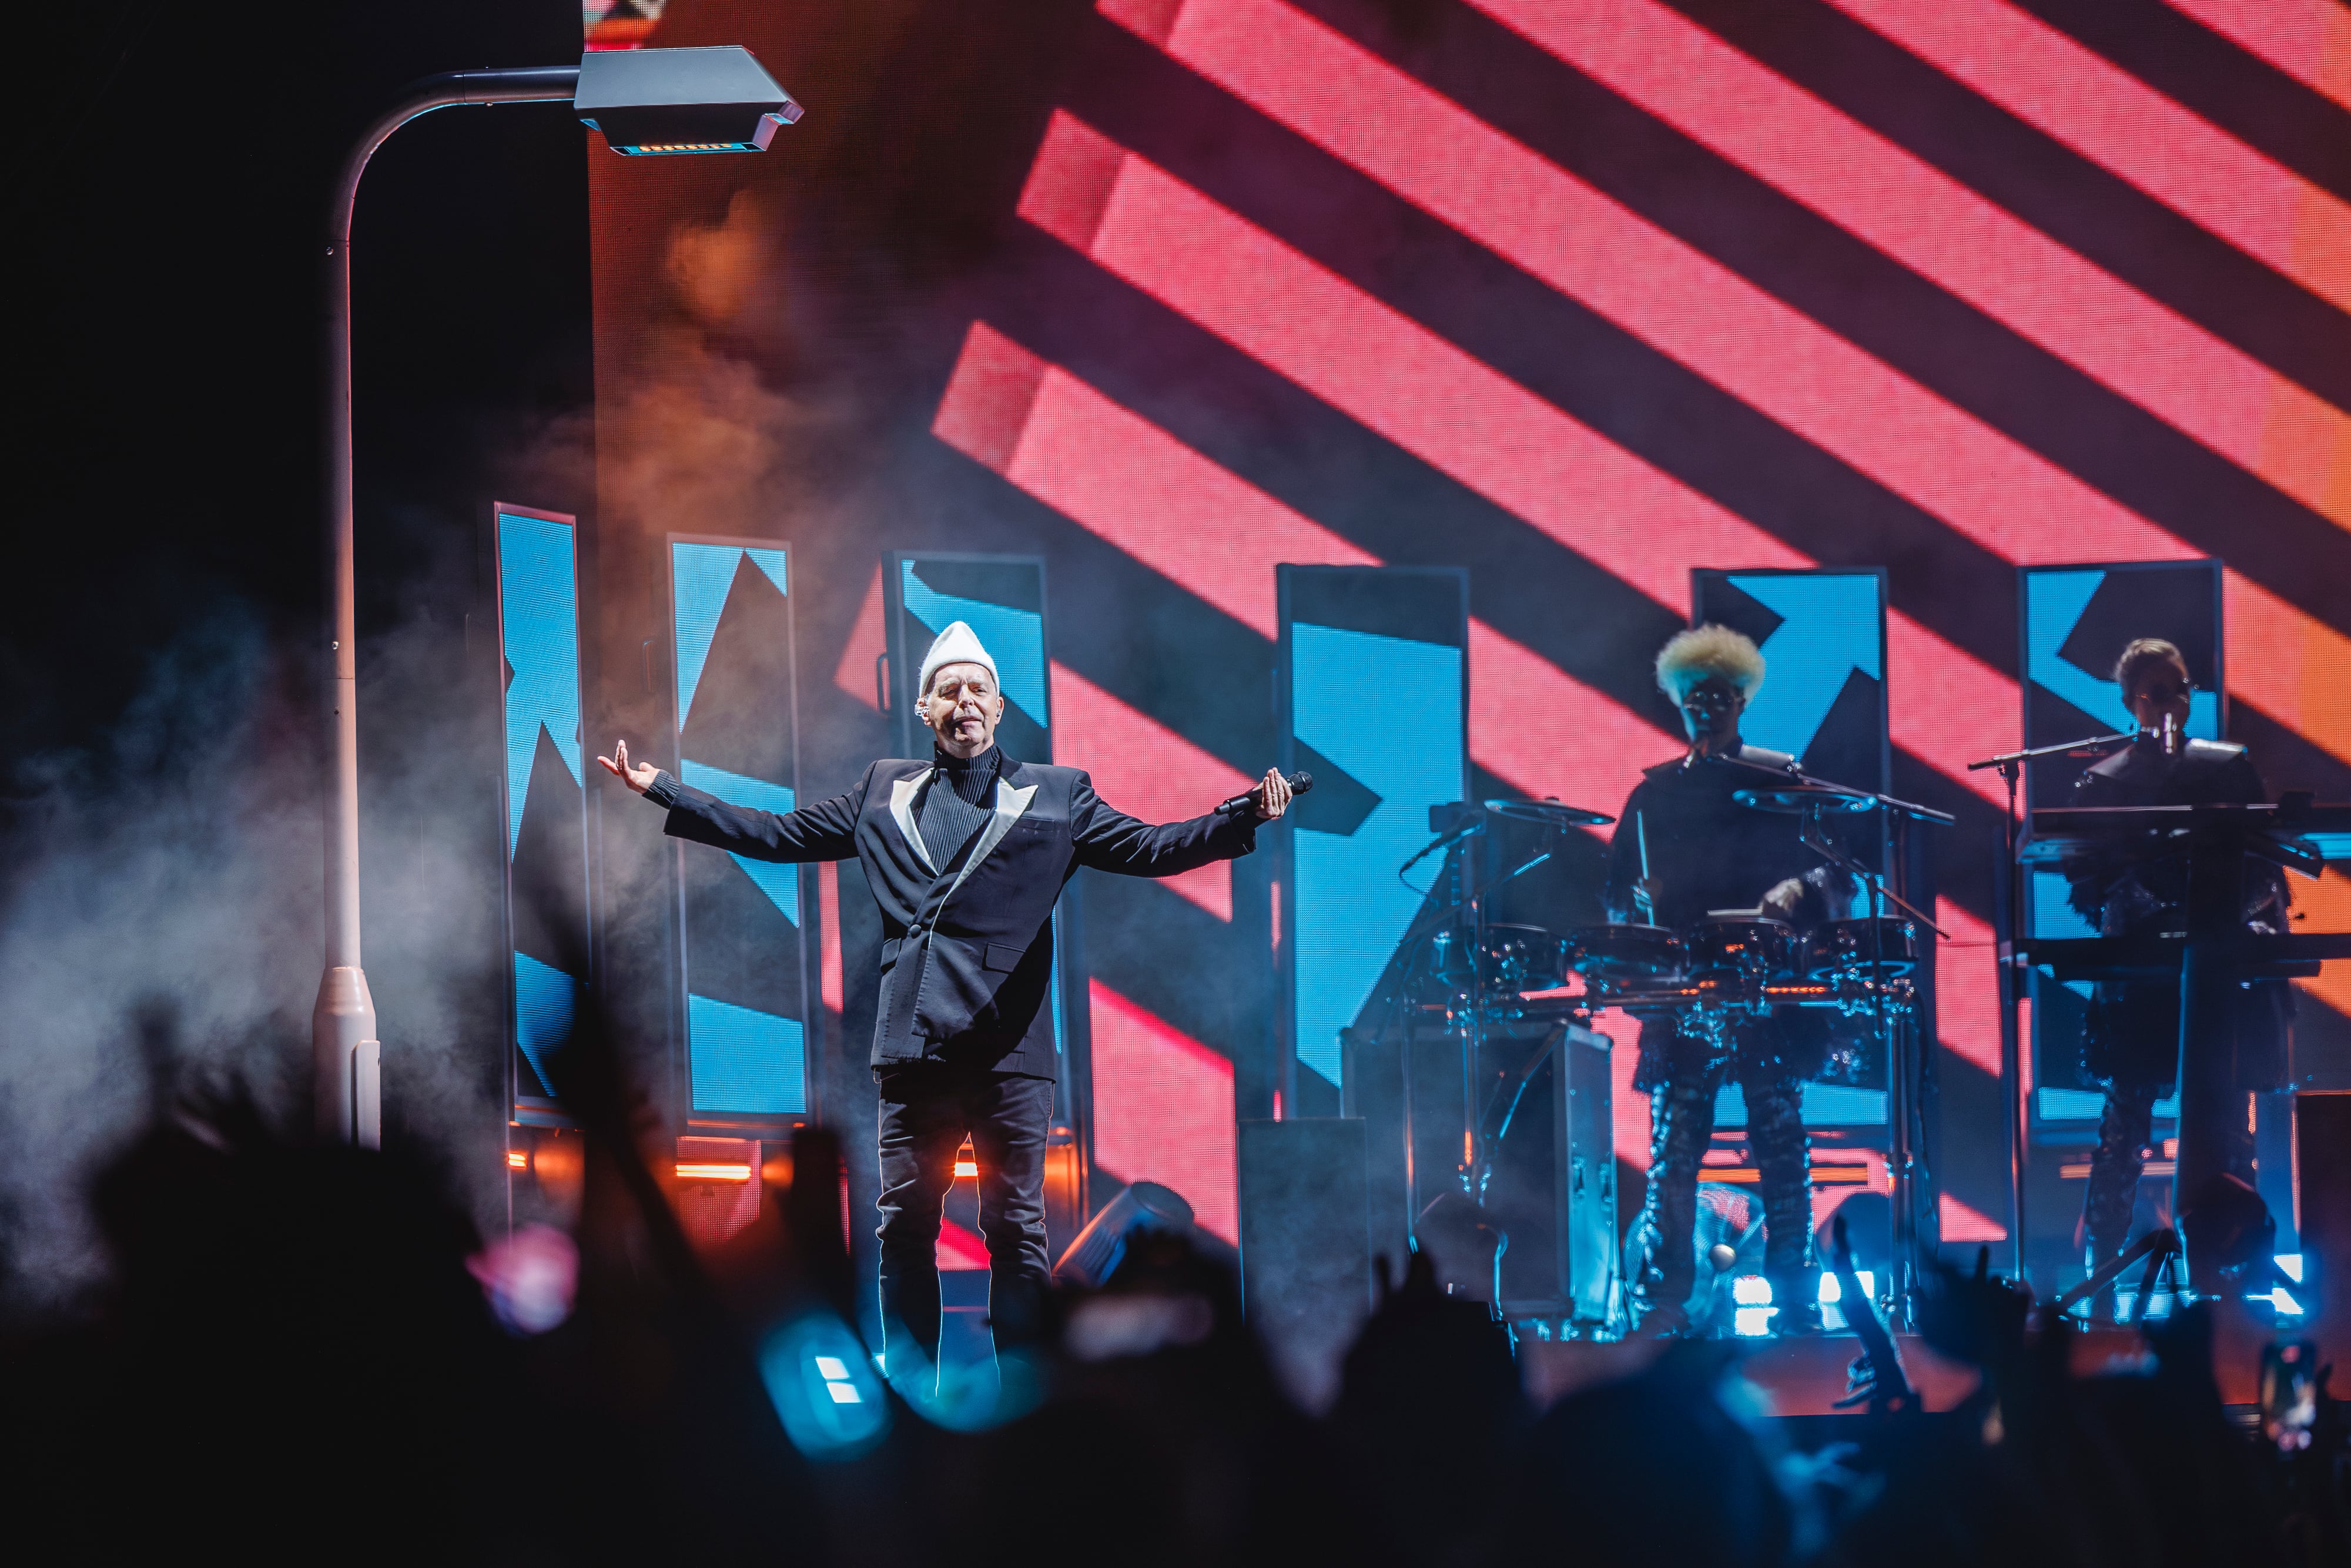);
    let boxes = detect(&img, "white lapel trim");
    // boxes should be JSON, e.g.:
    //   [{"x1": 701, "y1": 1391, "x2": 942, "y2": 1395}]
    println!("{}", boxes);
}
[
  {"x1": 947, "y1": 780, "x2": 1037, "y2": 897},
  {"x1": 889, "y1": 772, "x2": 937, "y2": 875}
]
